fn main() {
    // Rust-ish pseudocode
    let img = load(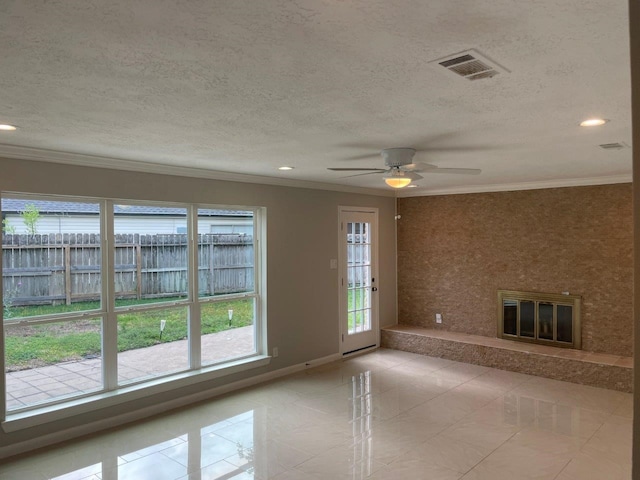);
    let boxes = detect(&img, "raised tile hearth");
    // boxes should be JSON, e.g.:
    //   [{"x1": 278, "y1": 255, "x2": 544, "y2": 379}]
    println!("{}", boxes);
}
[{"x1": 381, "y1": 325, "x2": 632, "y2": 392}]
